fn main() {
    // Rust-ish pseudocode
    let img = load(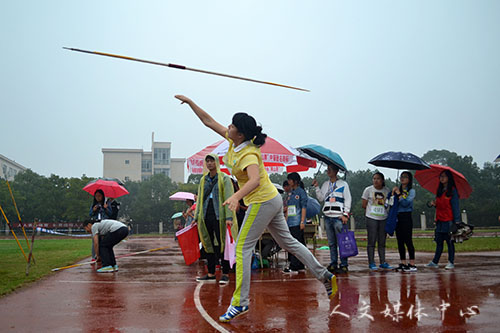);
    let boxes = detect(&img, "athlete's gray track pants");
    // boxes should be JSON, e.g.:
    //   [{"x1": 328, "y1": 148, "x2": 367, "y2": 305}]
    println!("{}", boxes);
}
[{"x1": 231, "y1": 194, "x2": 330, "y2": 307}]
